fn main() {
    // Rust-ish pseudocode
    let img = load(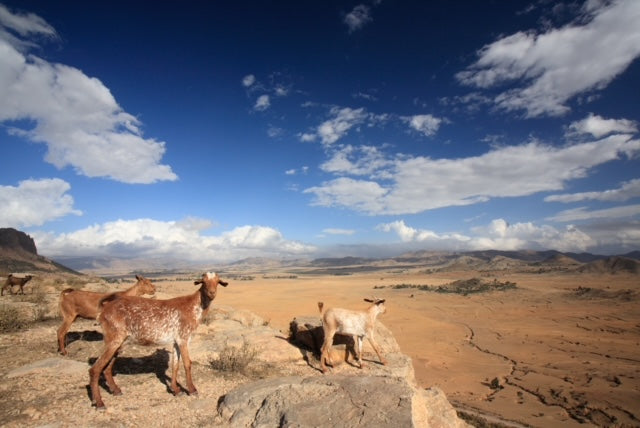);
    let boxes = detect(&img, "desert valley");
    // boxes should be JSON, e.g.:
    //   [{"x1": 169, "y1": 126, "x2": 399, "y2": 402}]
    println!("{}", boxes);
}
[{"x1": 1, "y1": 228, "x2": 639, "y2": 427}]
